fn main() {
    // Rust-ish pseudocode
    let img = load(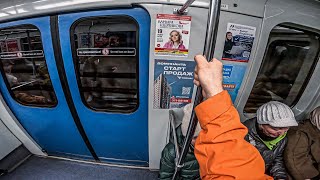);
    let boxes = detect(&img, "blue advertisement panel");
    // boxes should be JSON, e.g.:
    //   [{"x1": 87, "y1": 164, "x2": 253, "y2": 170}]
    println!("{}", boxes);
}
[
  {"x1": 154, "y1": 59, "x2": 195, "y2": 109},
  {"x1": 223, "y1": 64, "x2": 247, "y2": 102}
]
